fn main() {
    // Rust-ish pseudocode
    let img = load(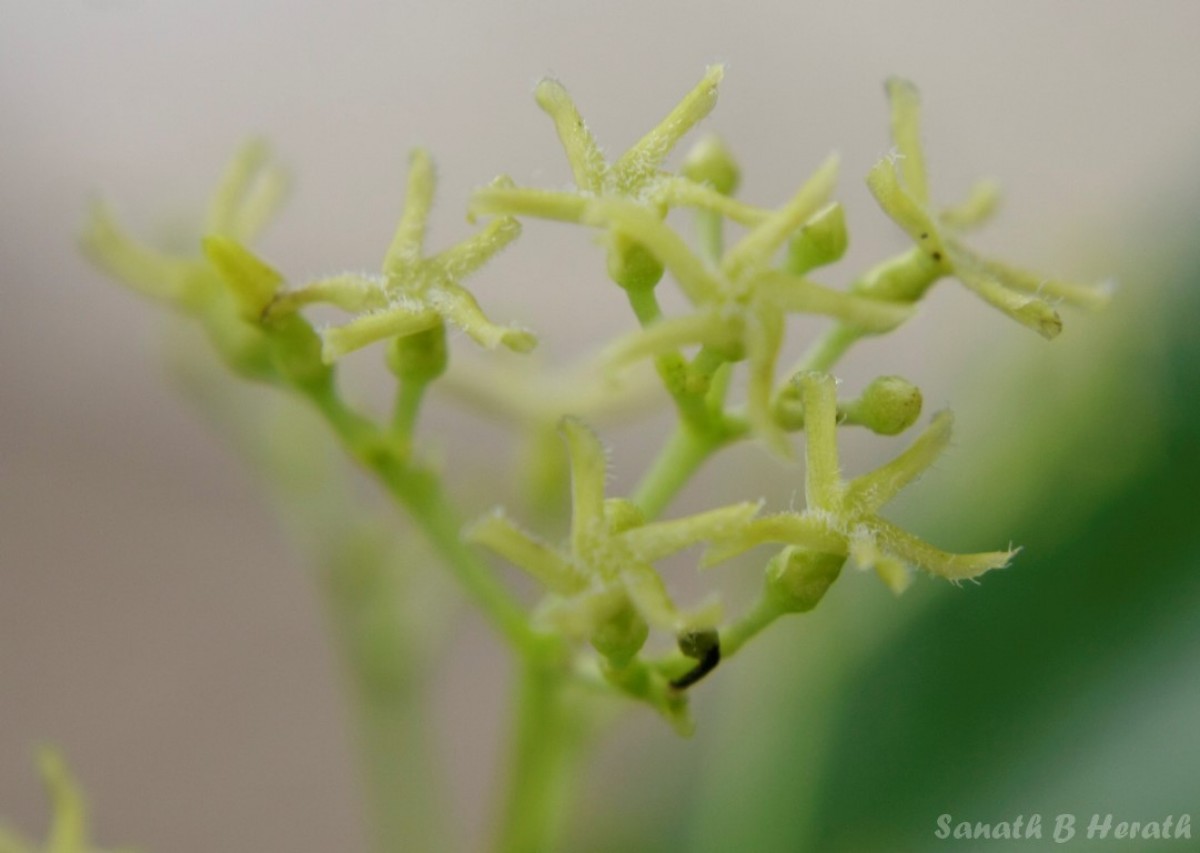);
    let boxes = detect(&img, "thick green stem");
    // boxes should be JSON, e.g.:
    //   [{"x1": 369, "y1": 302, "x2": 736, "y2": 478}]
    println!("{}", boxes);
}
[
  {"x1": 497, "y1": 654, "x2": 582, "y2": 853},
  {"x1": 302, "y1": 379, "x2": 535, "y2": 649}
]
